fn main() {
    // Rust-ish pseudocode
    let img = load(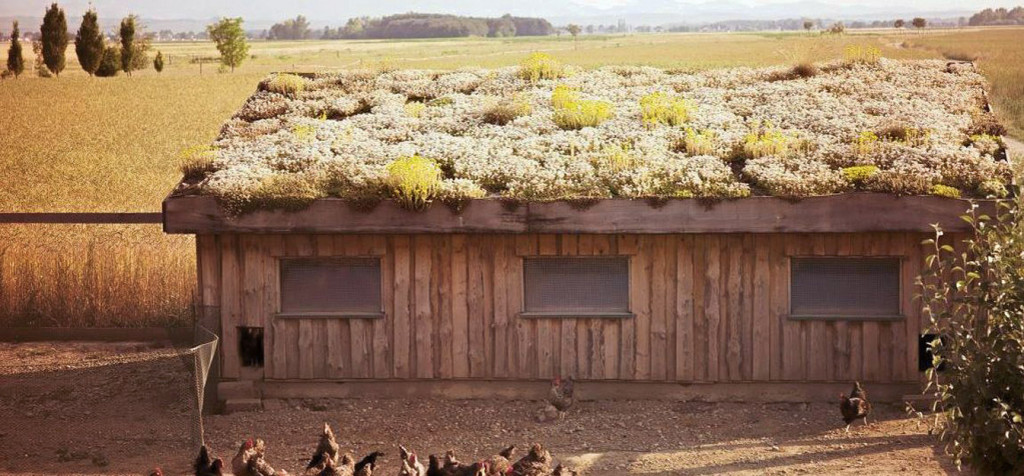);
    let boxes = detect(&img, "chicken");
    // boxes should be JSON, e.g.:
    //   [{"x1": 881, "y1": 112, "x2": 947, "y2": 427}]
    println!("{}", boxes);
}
[
  {"x1": 233, "y1": 439, "x2": 258, "y2": 476},
  {"x1": 354, "y1": 451, "x2": 384, "y2": 476},
  {"x1": 308, "y1": 423, "x2": 341, "y2": 472},
  {"x1": 244, "y1": 438, "x2": 289, "y2": 476},
  {"x1": 840, "y1": 381, "x2": 871, "y2": 433},
  {"x1": 194, "y1": 445, "x2": 224, "y2": 476},
  {"x1": 510, "y1": 443, "x2": 552, "y2": 476},
  {"x1": 547, "y1": 376, "x2": 575, "y2": 418},
  {"x1": 149, "y1": 468, "x2": 163, "y2": 476},
  {"x1": 399, "y1": 445, "x2": 426, "y2": 476},
  {"x1": 317, "y1": 454, "x2": 355, "y2": 476},
  {"x1": 435, "y1": 450, "x2": 488, "y2": 476},
  {"x1": 426, "y1": 454, "x2": 444, "y2": 476},
  {"x1": 552, "y1": 464, "x2": 578, "y2": 476},
  {"x1": 482, "y1": 445, "x2": 516, "y2": 475}
]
